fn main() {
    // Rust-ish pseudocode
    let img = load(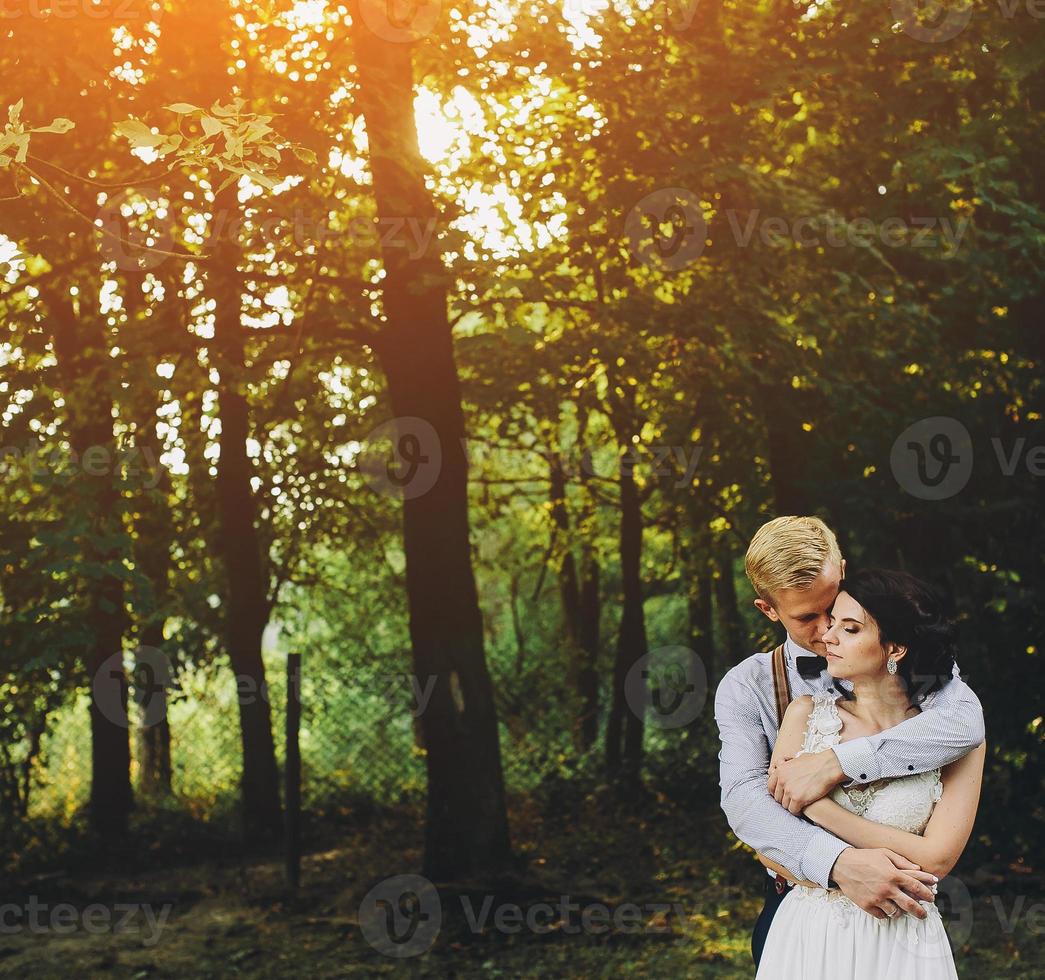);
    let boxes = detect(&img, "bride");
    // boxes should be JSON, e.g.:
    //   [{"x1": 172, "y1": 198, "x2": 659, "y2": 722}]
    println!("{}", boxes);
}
[{"x1": 755, "y1": 568, "x2": 986, "y2": 979}]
